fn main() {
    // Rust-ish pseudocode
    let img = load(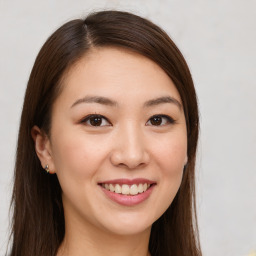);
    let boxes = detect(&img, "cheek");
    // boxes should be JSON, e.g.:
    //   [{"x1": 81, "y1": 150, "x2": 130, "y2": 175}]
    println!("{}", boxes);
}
[
  {"x1": 153, "y1": 142, "x2": 186, "y2": 217},
  {"x1": 151, "y1": 134, "x2": 186, "y2": 206},
  {"x1": 50, "y1": 133, "x2": 110, "y2": 212},
  {"x1": 153, "y1": 134, "x2": 187, "y2": 173},
  {"x1": 158, "y1": 142, "x2": 185, "y2": 191},
  {"x1": 51, "y1": 132, "x2": 104, "y2": 180}
]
